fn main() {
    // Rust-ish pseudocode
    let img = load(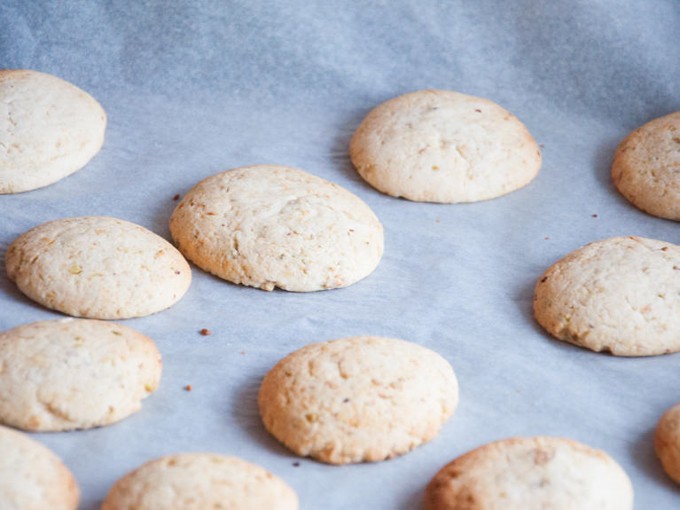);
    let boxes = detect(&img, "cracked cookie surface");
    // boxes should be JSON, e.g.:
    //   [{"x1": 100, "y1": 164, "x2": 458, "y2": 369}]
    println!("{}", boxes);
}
[
  {"x1": 0, "y1": 69, "x2": 106, "y2": 194},
  {"x1": 349, "y1": 89, "x2": 541, "y2": 203},
  {"x1": 101, "y1": 453, "x2": 298, "y2": 510},
  {"x1": 0, "y1": 425, "x2": 79, "y2": 509},
  {"x1": 612, "y1": 111, "x2": 680, "y2": 220},
  {"x1": 258, "y1": 336, "x2": 459, "y2": 464},
  {"x1": 5, "y1": 216, "x2": 191, "y2": 319},
  {"x1": 533, "y1": 236, "x2": 680, "y2": 356},
  {"x1": 169, "y1": 165, "x2": 384, "y2": 292},
  {"x1": 0, "y1": 318, "x2": 161, "y2": 431},
  {"x1": 424, "y1": 436, "x2": 633, "y2": 510}
]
